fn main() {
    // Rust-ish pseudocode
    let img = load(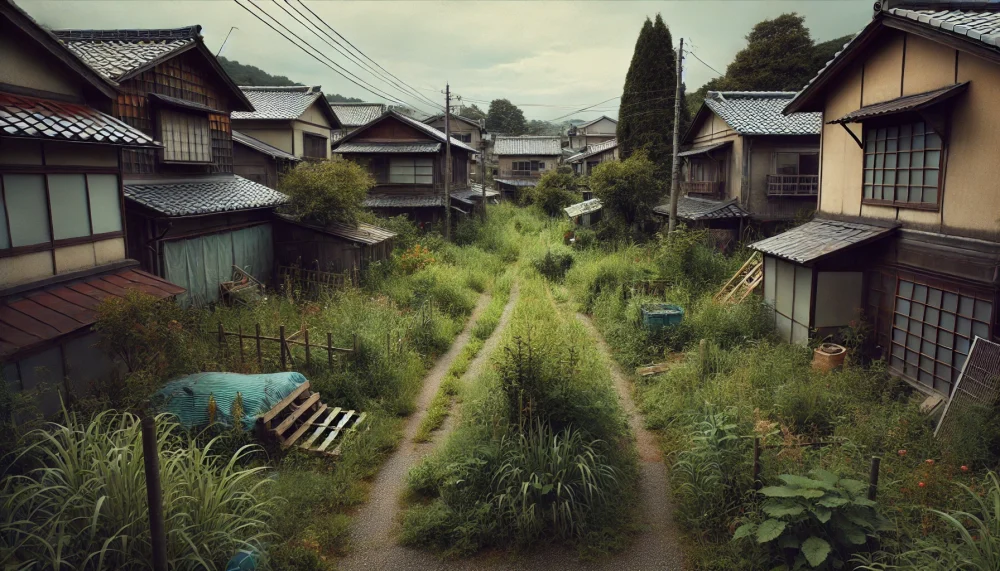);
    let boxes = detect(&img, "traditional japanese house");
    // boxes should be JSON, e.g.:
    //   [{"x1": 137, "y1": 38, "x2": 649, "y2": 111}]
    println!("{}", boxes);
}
[
  {"x1": 54, "y1": 25, "x2": 288, "y2": 307},
  {"x1": 273, "y1": 214, "x2": 396, "y2": 276},
  {"x1": 493, "y1": 136, "x2": 562, "y2": 200},
  {"x1": 232, "y1": 85, "x2": 341, "y2": 161},
  {"x1": 567, "y1": 115, "x2": 617, "y2": 150},
  {"x1": 333, "y1": 109, "x2": 476, "y2": 222},
  {"x1": 0, "y1": 0, "x2": 185, "y2": 416},
  {"x1": 566, "y1": 138, "x2": 618, "y2": 175},
  {"x1": 752, "y1": 0, "x2": 1000, "y2": 398},
  {"x1": 330, "y1": 102, "x2": 386, "y2": 142},
  {"x1": 679, "y1": 91, "x2": 821, "y2": 231},
  {"x1": 232, "y1": 129, "x2": 300, "y2": 188},
  {"x1": 423, "y1": 113, "x2": 486, "y2": 179}
]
